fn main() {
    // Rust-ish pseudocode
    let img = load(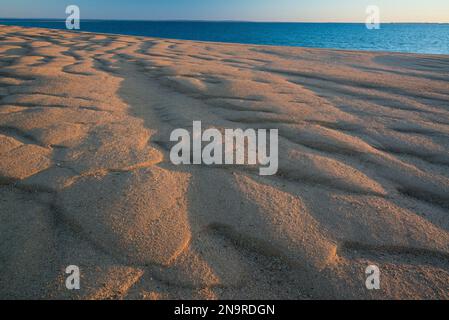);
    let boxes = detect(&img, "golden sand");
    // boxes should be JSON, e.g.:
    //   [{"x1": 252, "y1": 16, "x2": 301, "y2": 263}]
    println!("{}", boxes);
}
[{"x1": 0, "y1": 25, "x2": 448, "y2": 299}]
